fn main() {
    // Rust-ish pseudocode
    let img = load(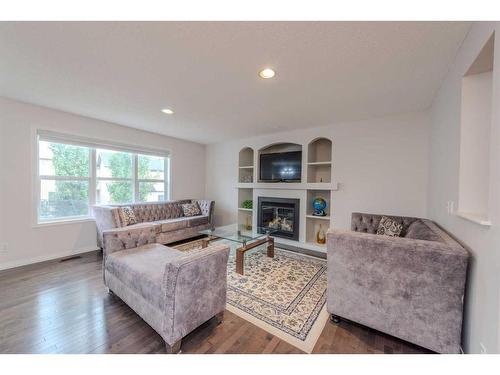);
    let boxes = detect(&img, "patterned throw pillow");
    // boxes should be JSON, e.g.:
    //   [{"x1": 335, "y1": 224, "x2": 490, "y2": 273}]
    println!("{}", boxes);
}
[
  {"x1": 376, "y1": 216, "x2": 403, "y2": 237},
  {"x1": 120, "y1": 206, "x2": 138, "y2": 226},
  {"x1": 181, "y1": 202, "x2": 202, "y2": 217}
]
